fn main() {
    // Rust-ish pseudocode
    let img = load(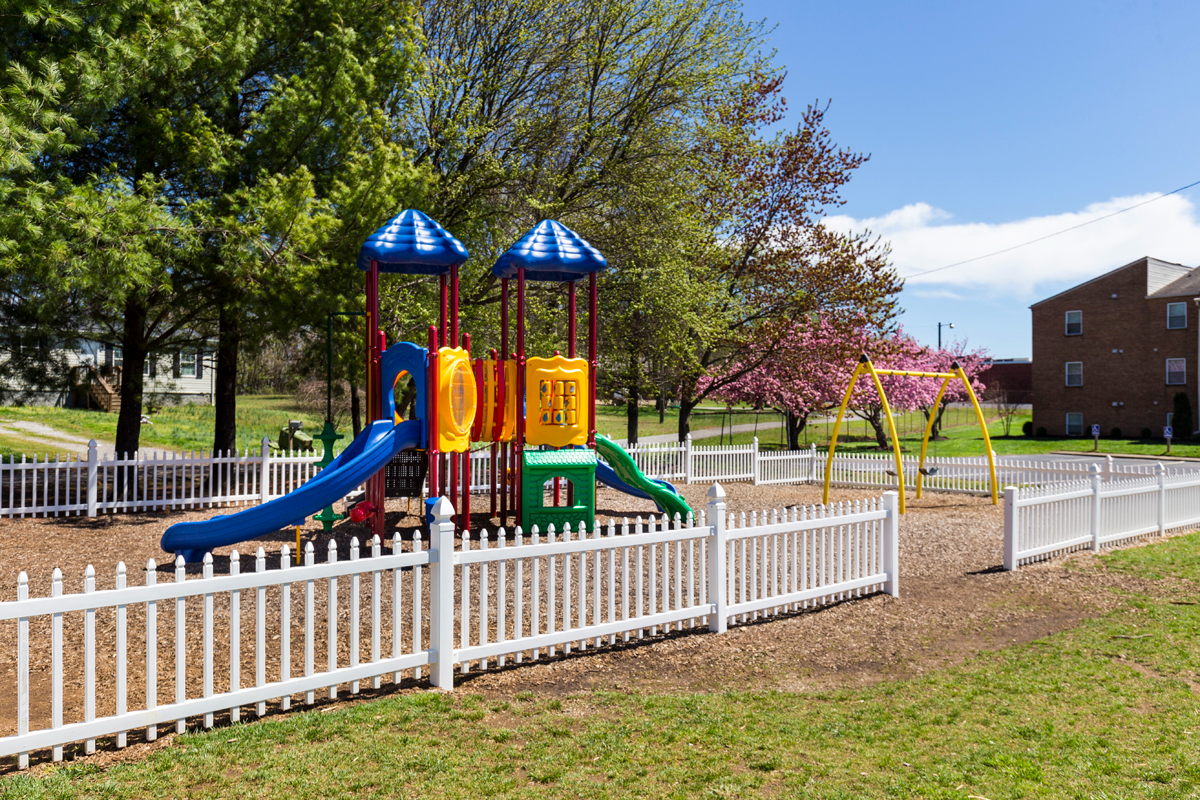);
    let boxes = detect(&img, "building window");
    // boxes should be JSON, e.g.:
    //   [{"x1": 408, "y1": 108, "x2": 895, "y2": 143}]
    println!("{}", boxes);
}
[
  {"x1": 1167, "y1": 358, "x2": 1187, "y2": 385},
  {"x1": 113, "y1": 347, "x2": 123, "y2": 369},
  {"x1": 143, "y1": 357, "x2": 151, "y2": 377},
  {"x1": 1065, "y1": 361, "x2": 1083, "y2": 386},
  {"x1": 1066, "y1": 413, "x2": 1083, "y2": 436},
  {"x1": 180, "y1": 351, "x2": 196, "y2": 378},
  {"x1": 1168, "y1": 302, "x2": 1188, "y2": 330},
  {"x1": 1065, "y1": 310, "x2": 1082, "y2": 335}
]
